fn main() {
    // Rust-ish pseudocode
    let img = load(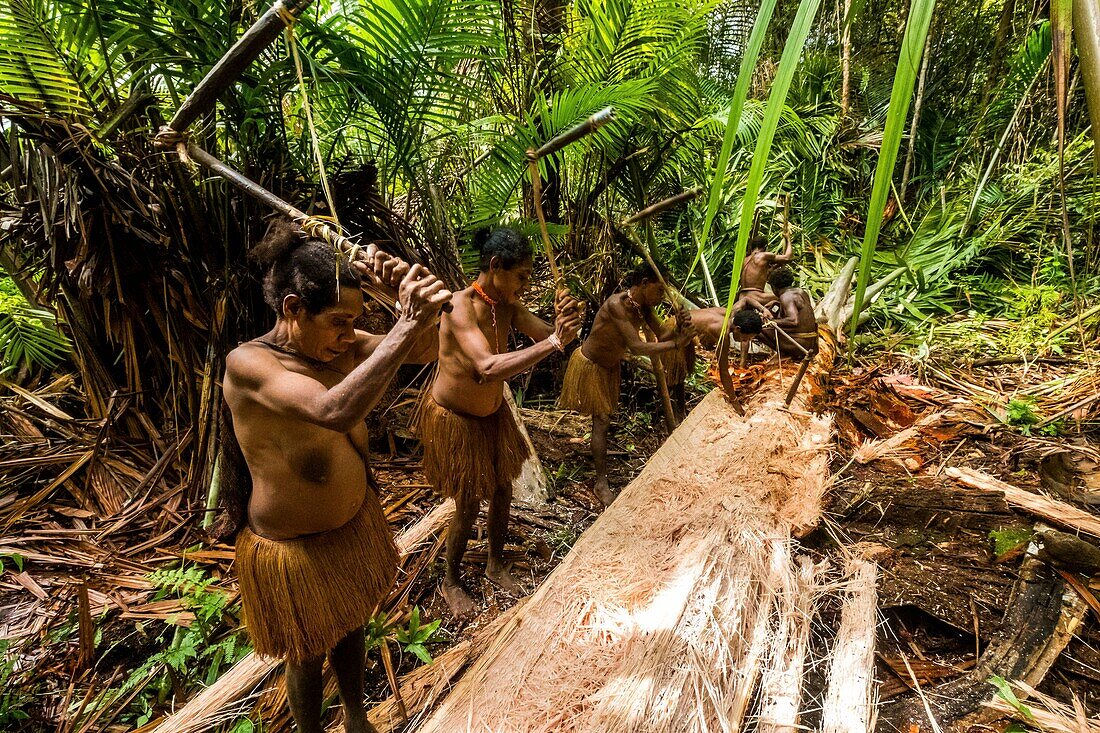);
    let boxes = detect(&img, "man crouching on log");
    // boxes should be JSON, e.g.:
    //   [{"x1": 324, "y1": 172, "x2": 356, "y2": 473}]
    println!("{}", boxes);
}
[
  {"x1": 690, "y1": 306, "x2": 764, "y2": 350},
  {"x1": 220, "y1": 220, "x2": 451, "y2": 733},
  {"x1": 559, "y1": 265, "x2": 690, "y2": 507},
  {"x1": 423, "y1": 227, "x2": 582, "y2": 617},
  {"x1": 759, "y1": 267, "x2": 817, "y2": 358}
]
